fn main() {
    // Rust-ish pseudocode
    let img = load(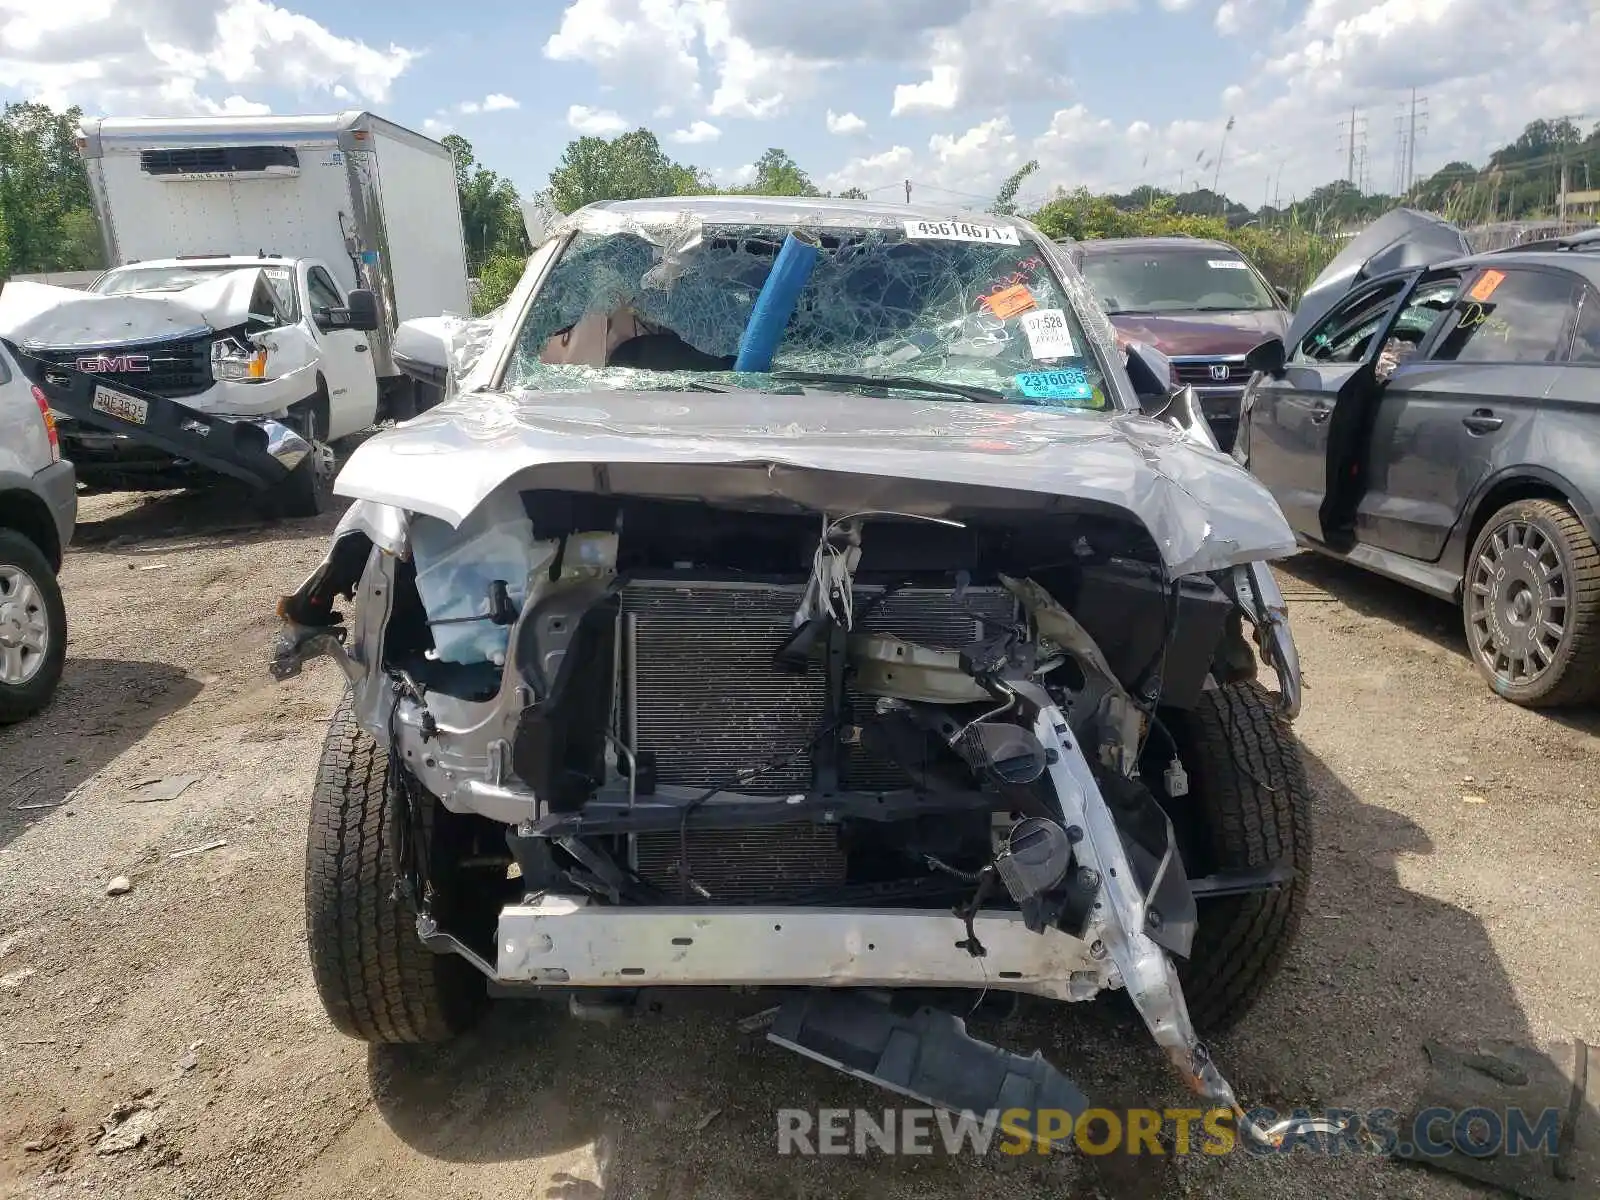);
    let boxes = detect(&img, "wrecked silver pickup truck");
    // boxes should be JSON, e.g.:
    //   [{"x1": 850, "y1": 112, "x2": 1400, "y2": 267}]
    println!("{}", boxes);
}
[{"x1": 272, "y1": 197, "x2": 1315, "y2": 1145}]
